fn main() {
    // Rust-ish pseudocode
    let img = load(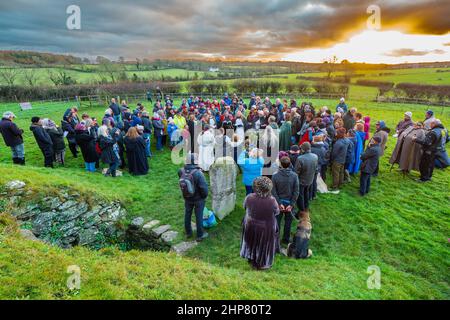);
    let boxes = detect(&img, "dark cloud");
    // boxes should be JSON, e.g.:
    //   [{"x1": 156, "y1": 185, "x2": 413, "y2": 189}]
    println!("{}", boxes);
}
[{"x1": 0, "y1": 0, "x2": 449, "y2": 60}]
